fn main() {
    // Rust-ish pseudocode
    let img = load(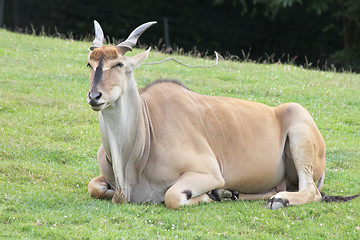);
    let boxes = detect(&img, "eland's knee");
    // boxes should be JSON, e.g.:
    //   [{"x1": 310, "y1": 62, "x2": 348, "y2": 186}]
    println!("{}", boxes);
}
[
  {"x1": 164, "y1": 188, "x2": 189, "y2": 209},
  {"x1": 88, "y1": 175, "x2": 115, "y2": 199}
]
